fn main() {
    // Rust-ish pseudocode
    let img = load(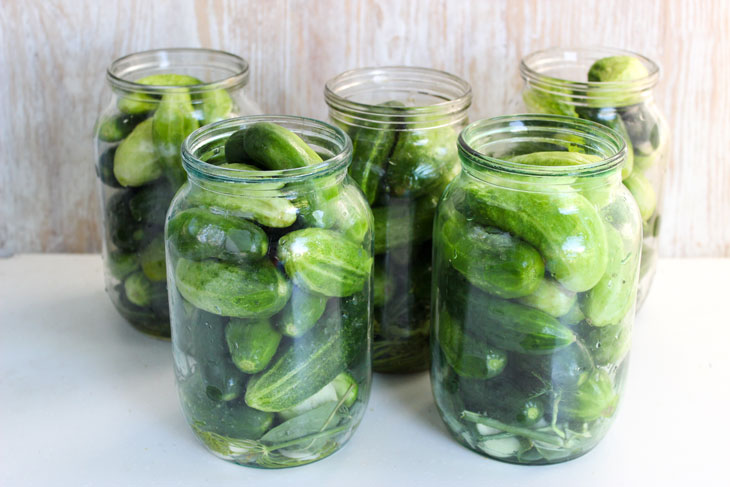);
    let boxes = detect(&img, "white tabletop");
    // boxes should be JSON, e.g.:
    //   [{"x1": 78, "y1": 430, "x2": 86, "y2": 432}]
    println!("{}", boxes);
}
[{"x1": 1, "y1": 255, "x2": 728, "y2": 486}]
